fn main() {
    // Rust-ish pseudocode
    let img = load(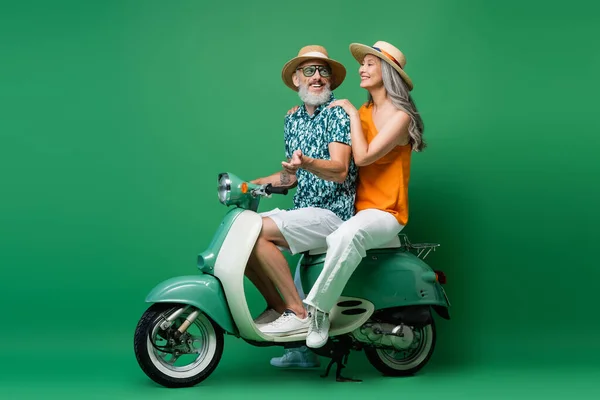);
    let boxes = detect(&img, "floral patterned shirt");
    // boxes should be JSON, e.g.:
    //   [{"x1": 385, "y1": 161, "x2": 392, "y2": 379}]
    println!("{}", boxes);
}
[{"x1": 284, "y1": 93, "x2": 358, "y2": 221}]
